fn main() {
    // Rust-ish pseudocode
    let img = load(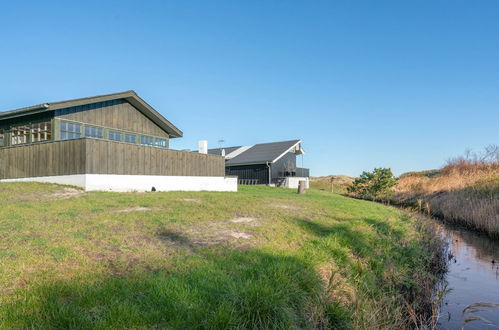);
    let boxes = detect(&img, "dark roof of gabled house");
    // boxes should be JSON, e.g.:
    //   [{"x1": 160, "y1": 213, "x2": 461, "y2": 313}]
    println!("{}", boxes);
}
[
  {"x1": 0, "y1": 90, "x2": 183, "y2": 138},
  {"x1": 207, "y1": 146, "x2": 242, "y2": 156},
  {"x1": 208, "y1": 139, "x2": 304, "y2": 166}
]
